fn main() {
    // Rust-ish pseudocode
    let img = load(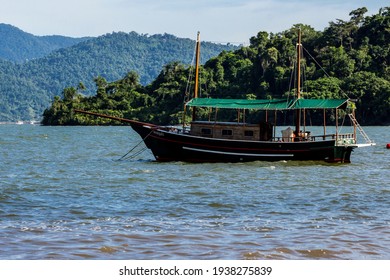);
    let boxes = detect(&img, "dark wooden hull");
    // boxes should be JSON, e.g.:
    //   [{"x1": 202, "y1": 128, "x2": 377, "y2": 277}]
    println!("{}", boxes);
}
[{"x1": 131, "y1": 122, "x2": 354, "y2": 163}]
